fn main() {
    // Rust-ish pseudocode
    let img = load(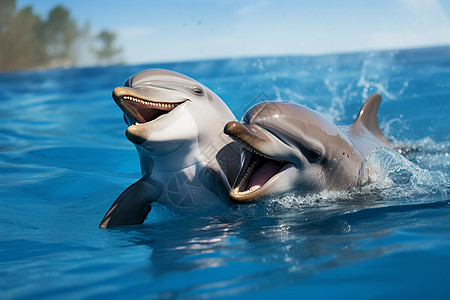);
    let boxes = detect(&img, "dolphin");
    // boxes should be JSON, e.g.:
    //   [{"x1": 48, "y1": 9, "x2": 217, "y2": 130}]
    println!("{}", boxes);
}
[
  {"x1": 223, "y1": 93, "x2": 393, "y2": 203},
  {"x1": 100, "y1": 69, "x2": 241, "y2": 228}
]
